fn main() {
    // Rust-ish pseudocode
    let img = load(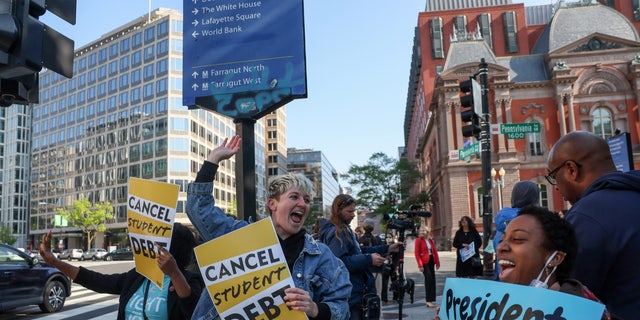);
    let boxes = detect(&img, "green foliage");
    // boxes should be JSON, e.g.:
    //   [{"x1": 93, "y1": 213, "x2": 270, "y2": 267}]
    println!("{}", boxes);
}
[
  {"x1": 57, "y1": 199, "x2": 114, "y2": 250},
  {"x1": 342, "y1": 152, "x2": 425, "y2": 214},
  {"x1": 0, "y1": 224, "x2": 17, "y2": 245}
]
